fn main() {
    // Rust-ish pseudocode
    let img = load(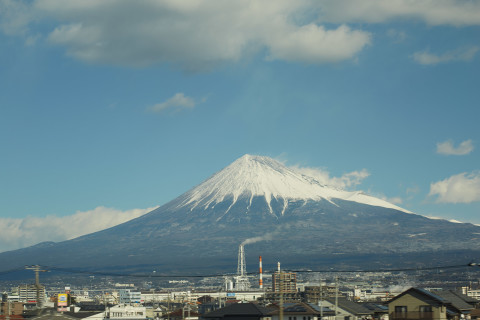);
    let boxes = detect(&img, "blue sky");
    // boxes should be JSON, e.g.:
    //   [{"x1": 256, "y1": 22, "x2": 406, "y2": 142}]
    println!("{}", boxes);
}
[{"x1": 1, "y1": 0, "x2": 479, "y2": 252}]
